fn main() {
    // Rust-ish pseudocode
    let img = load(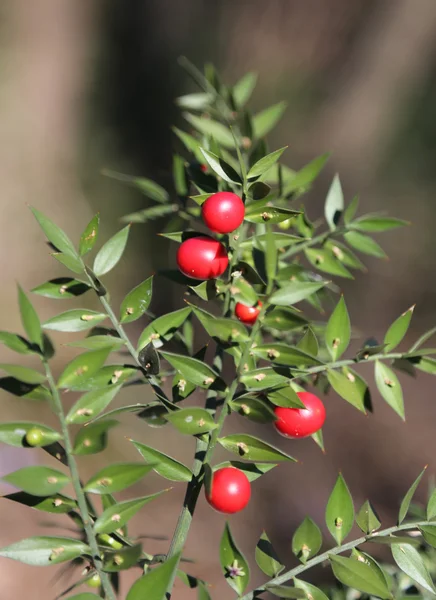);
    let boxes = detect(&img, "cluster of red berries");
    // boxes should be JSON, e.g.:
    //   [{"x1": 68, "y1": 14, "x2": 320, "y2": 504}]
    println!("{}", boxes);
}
[{"x1": 206, "y1": 391, "x2": 326, "y2": 514}]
